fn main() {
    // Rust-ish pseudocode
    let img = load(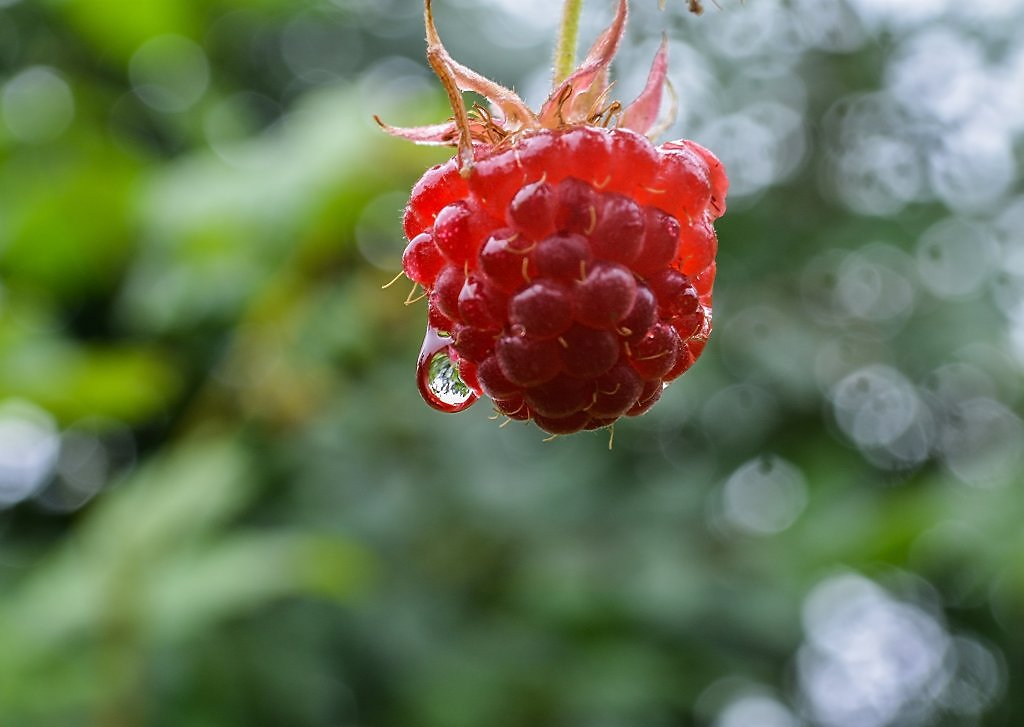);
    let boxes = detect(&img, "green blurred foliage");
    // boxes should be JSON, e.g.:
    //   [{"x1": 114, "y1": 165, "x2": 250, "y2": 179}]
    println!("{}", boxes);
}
[{"x1": 1, "y1": 0, "x2": 1023, "y2": 725}]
